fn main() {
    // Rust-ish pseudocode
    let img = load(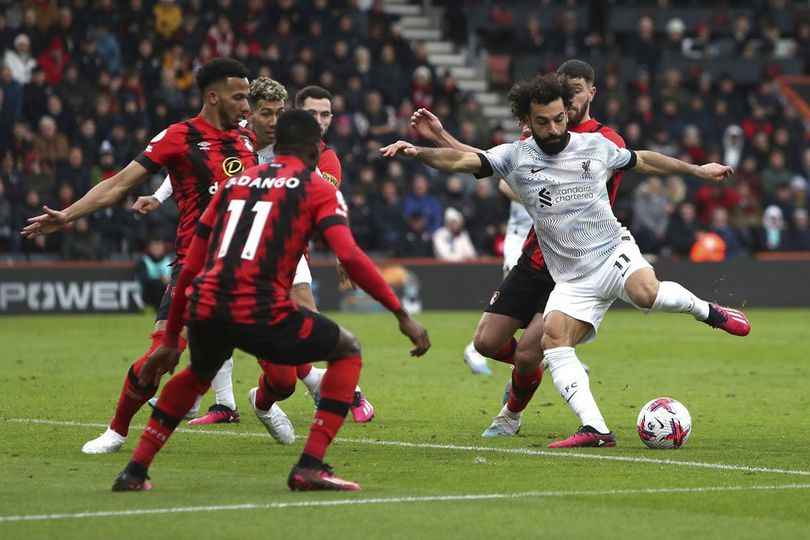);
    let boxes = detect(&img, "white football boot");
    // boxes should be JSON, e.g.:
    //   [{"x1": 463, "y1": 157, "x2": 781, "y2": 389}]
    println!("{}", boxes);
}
[
  {"x1": 248, "y1": 387, "x2": 295, "y2": 444},
  {"x1": 463, "y1": 342, "x2": 491, "y2": 375},
  {"x1": 481, "y1": 405, "x2": 522, "y2": 437},
  {"x1": 81, "y1": 427, "x2": 126, "y2": 454}
]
